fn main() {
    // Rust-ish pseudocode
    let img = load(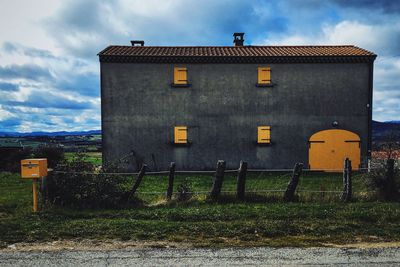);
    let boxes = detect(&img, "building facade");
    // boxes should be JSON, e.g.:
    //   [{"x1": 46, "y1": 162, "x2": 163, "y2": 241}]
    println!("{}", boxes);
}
[{"x1": 98, "y1": 34, "x2": 376, "y2": 171}]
